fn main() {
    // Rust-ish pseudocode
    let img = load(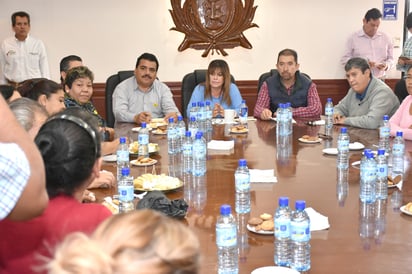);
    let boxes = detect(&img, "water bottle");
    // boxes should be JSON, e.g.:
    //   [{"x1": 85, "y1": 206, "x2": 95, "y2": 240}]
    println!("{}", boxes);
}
[
  {"x1": 197, "y1": 101, "x2": 205, "y2": 132},
  {"x1": 205, "y1": 101, "x2": 213, "y2": 134},
  {"x1": 274, "y1": 196, "x2": 291, "y2": 267},
  {"x1": 192, "y1": 131, "x2": 207, "y2": 176},
  {"x1": 336, "y1": 177, "x2": 349, "y2": 207},
  {"x1": 360, "y1": 151, "x2": 376, "y2": 203},
  {"x1": 216, "y1": 204, "x2": 238, "y2": 274},
  {"x1": 376, "y1": 149, "x2": 388, "y2": 200},
  {"x1": 290, "y1": 200, "x2": 311, "y2": 272},
  {"x1": 285, "y1": 102, "x2": 293, "y2": 135},
  {"x1": 391, "y1": 131, "x2": 404, "y2": 184},
  {"x1": 374, "y1": 199, "x2": 387, "y2": 245},
  {"x1": 359, "y1": 200, "x2": 375, "y2": 250},
  {"x1": 189, "y1": 102, "x2": 198, "y2": 119},
  {"x1": 238, "y1": 99, "x2": 248, "y2": 126},
  {"x1": 116, "y1": 137, "x2": 129, "y2": 182},
  {"x1": 188, "y1": 116, "x2": 199, "y2": 139},
  {"x1": 234, "y1": 159, "x2": 250, "y2": 214},
  {"x1": 182, "y1": 131, "x2": 193, "y2": 174},
  {"x1": 118, "y1": 167, "x2": 134, "y2": 213},
  {"x1": 378, "y1": 115, "x2": 390, "y2": 153},
  {"x1": 176, "y1": 115, "x2": 186, "y2": 153},
  {"x1": 337, "y1": 127, "x2": 349, "y2": 169},
  {"x1": 167, "y1": 117, "x2": 178, "y2": 154},
  {"x1": 138, "y1": 122, "x2": 149, "y2": 158},
  {"x1": 237, "y1": 212, "x2": 250, "y2": 263},
  {"x1": 325, "y1": 98, "x2": 333, "y2": 137},
  {"x1": 276, "y1": 103, "x2": 288, "y2": 136},
  {"x1": 193, "y1": 174, "x2": 207, "y2": 214}
]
